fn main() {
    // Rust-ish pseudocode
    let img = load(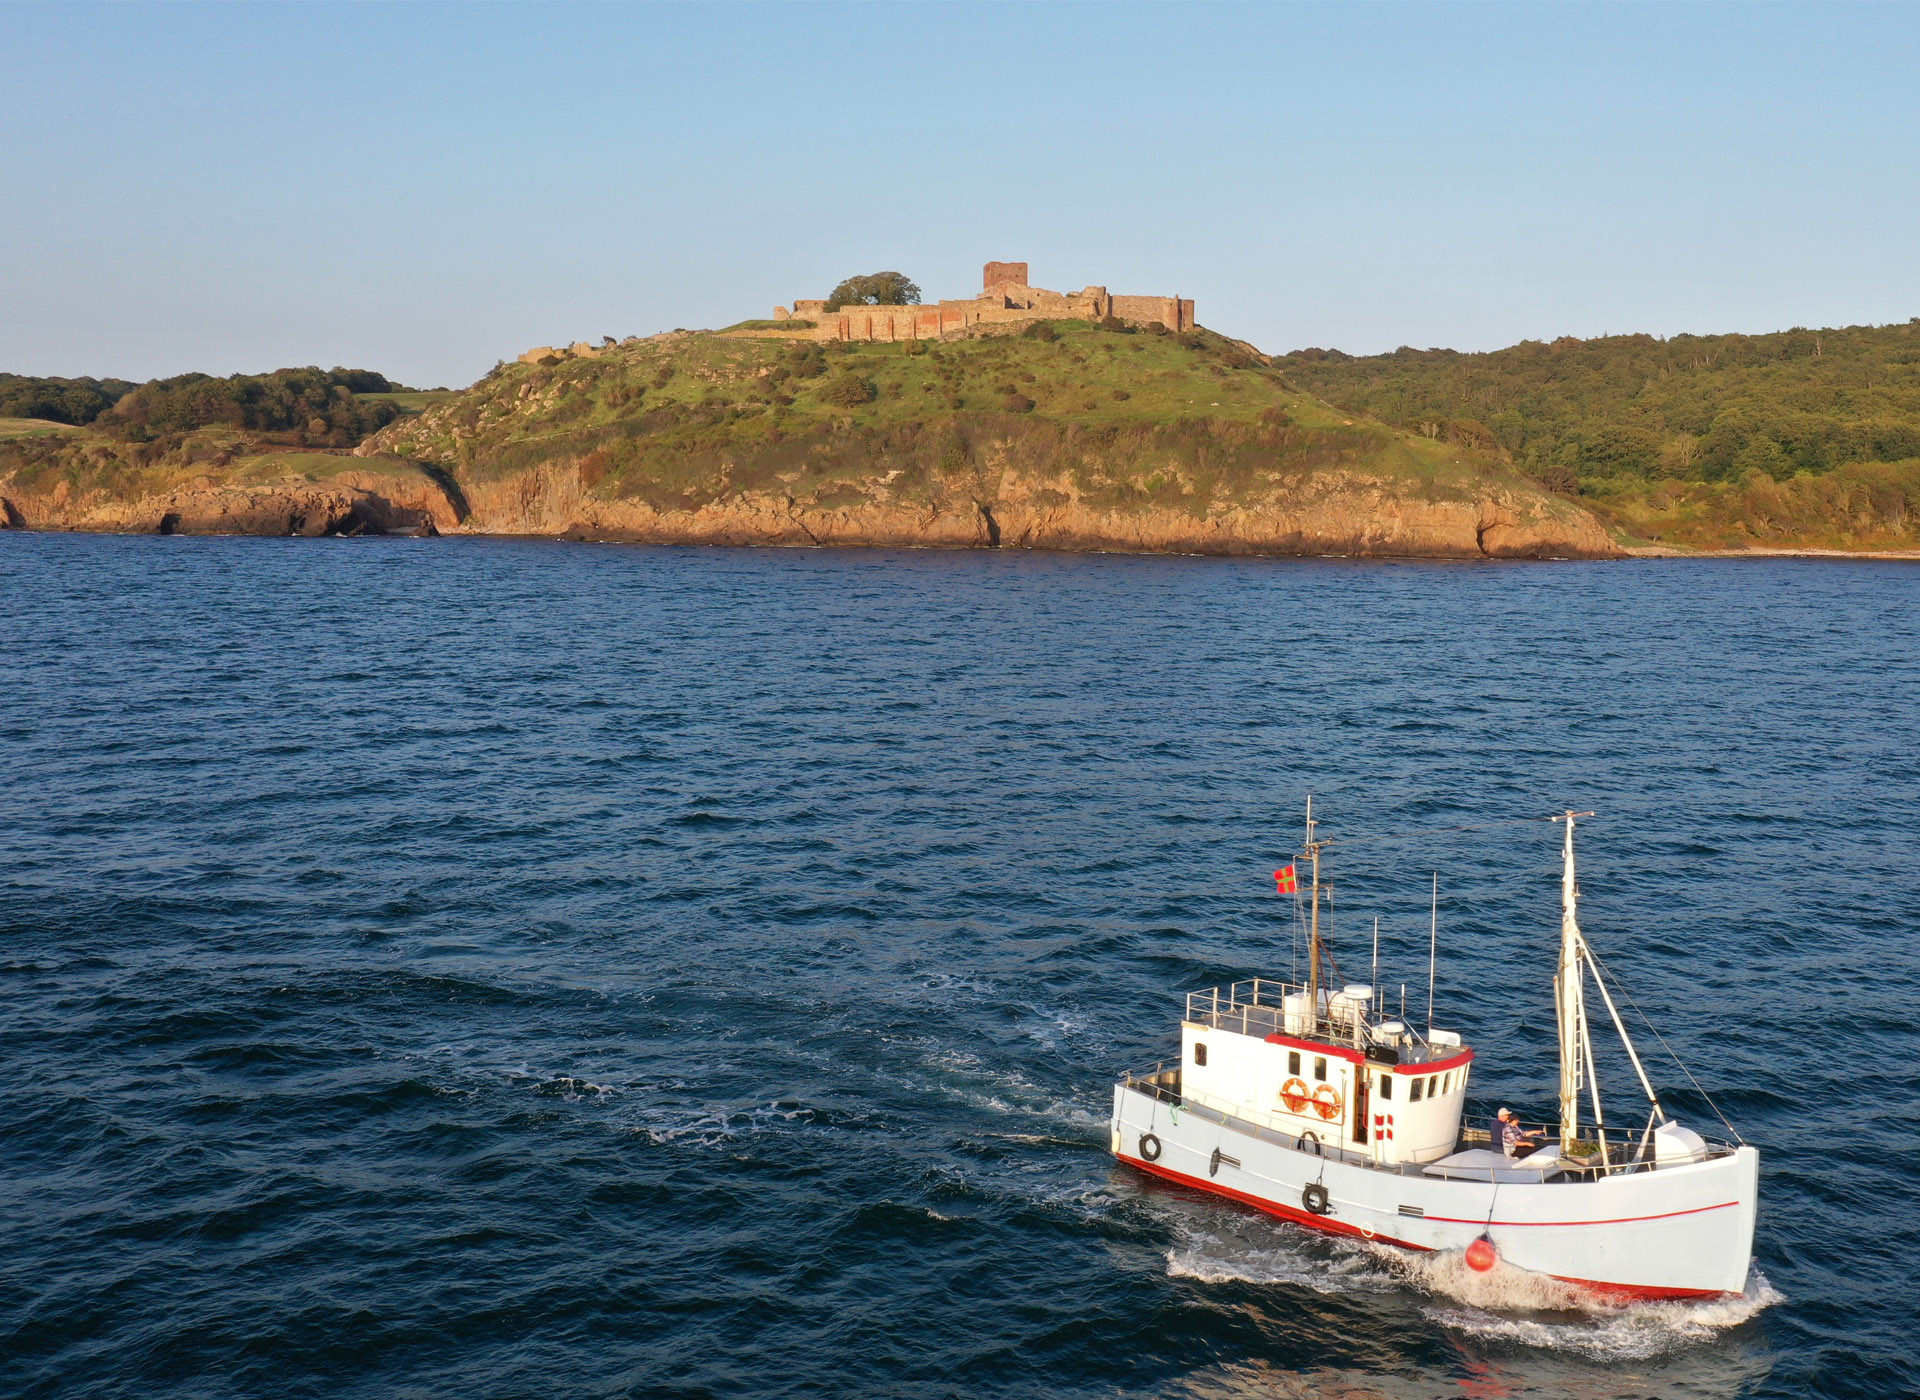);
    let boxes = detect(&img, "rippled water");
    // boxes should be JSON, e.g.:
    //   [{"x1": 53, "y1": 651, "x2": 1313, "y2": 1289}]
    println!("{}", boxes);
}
[{"x1": 3, "y1": 534, "x2": 1916, "y2": 1400}]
